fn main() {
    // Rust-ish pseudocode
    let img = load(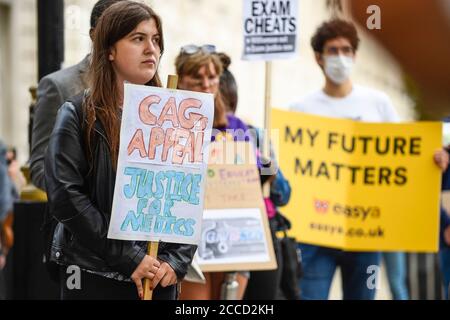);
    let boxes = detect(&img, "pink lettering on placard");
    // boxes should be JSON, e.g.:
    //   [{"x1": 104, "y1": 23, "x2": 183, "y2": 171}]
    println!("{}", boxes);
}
[{"x1": 127, "y1": 94, "x2": 209, "y2": 165}]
